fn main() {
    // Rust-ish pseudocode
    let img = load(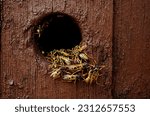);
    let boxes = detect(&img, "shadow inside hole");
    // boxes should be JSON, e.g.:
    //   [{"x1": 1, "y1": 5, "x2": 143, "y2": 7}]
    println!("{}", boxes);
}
[{"x1": 33, "y1": 12, "x2": 82, "y2": 55}]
